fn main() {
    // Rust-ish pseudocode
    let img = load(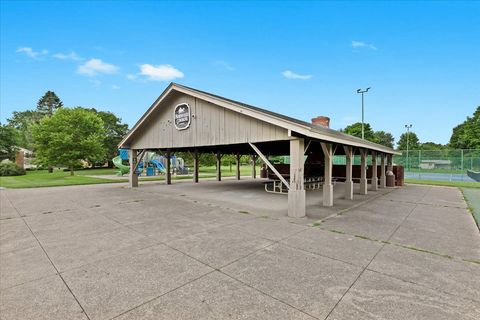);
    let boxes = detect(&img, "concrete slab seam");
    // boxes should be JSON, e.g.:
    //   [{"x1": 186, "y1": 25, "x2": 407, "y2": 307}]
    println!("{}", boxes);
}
[
  {"x1": 3, "y1": 193, "x2": 92, "y2": 320},
  {"x1": 322, "y1": 197, "x2": 420, "y2": 320},
  {"x1": 313, "y1": 187, "x2": 396, "y2": 225}
]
